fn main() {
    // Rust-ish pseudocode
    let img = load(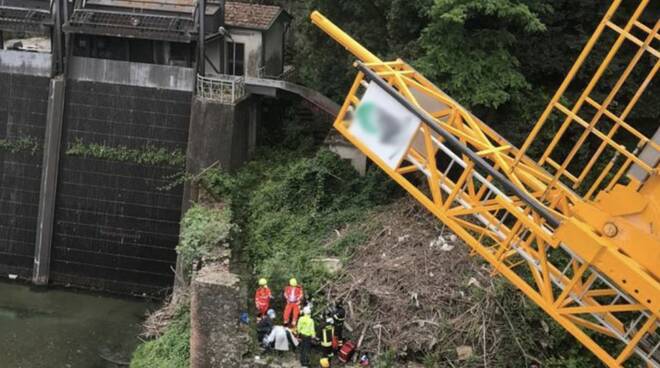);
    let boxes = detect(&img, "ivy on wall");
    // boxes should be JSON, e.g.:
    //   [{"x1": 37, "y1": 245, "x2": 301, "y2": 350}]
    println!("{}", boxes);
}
[
  {"x1": 0, "y1": 136, "x2": 41, "y2": 155},
  {"x1": 66, "y1": 138, "x2": 186, "y2": 168}
]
